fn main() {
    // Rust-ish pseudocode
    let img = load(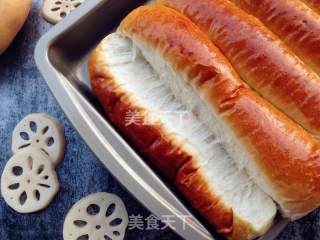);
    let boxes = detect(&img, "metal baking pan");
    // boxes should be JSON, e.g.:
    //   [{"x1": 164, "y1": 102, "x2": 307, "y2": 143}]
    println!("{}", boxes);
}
[{"x1": 35, "y1": 0, "x2": 289, "y2": 239}]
